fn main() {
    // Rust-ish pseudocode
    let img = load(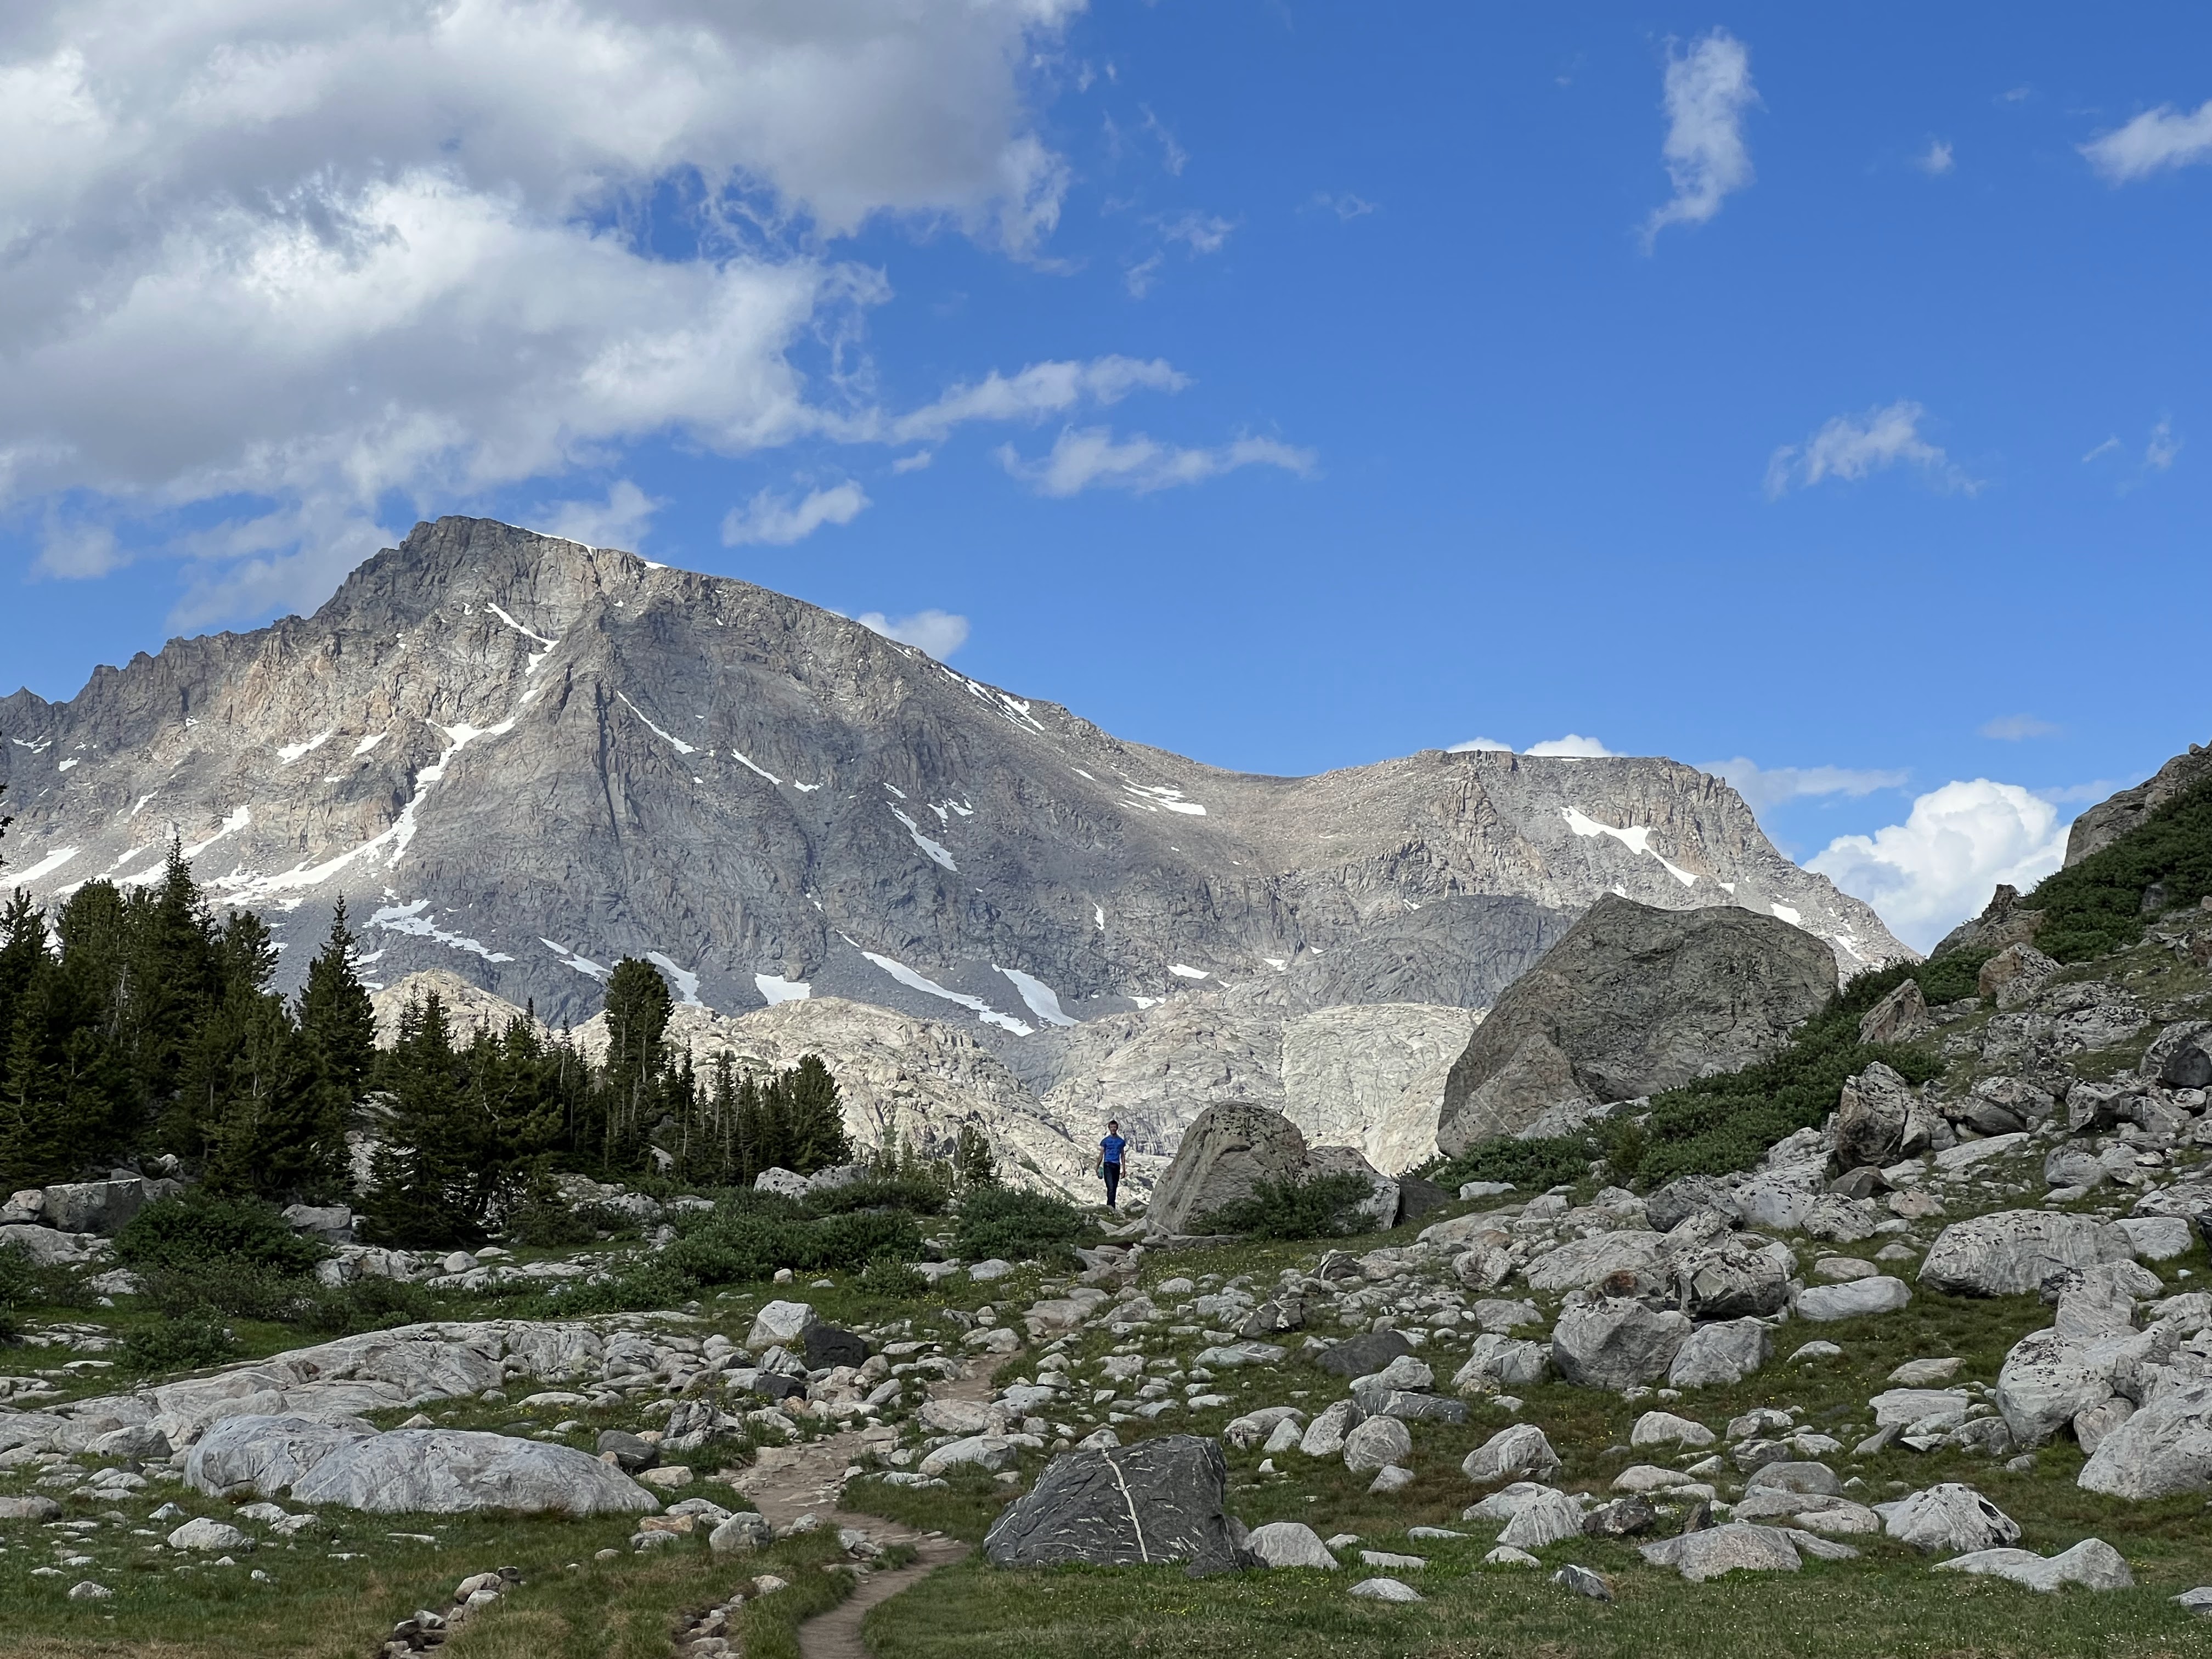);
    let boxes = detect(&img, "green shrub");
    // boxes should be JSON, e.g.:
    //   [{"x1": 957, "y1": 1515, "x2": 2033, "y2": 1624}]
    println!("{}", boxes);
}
[
  {"x1": 1429, "y1": 1136, "x2": 1594, "y2": 1195},
  {"x1": 953, "y1": 1187, "x2": 1090, "y2": 1265},
  {"x1": 0, "y1": 1241, "x2": 30, "y2": 1340},
  {"x1": 116, "y1": 1192, "x2": 328, "y2": 1276},
  {"x1": 1916, "y1": 947, "x2": 1993, "y2": 1006},
  {"x1": 123, "y1": 1311, "x2": 240, "y2": 1373},
  {"x1": 1193, "y1": 1172, "x2": 1382, "y2": 1240},
  {"x1": 137, "y1": 1258, "x2": 312, "y2": 1323},
  {"x1": 297, "y1": 1275, "x2": 436, "y2": 1335},
  {"x1": 2024, "y1": 775, "x2": 2212, "y2": 961},
  {"x1": 858, "y1": 1258, "x2": 930, "y2": 1299},
  {"x1": 654, "y1": 1201, "x2": 923, "y2": 1291},
  {"x1": 523, "y1": 1259, "x2": 696, "y2": 1318},
  {"x1": 803, "y1": 1173, "x2": 950, "y2": 1217}
]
